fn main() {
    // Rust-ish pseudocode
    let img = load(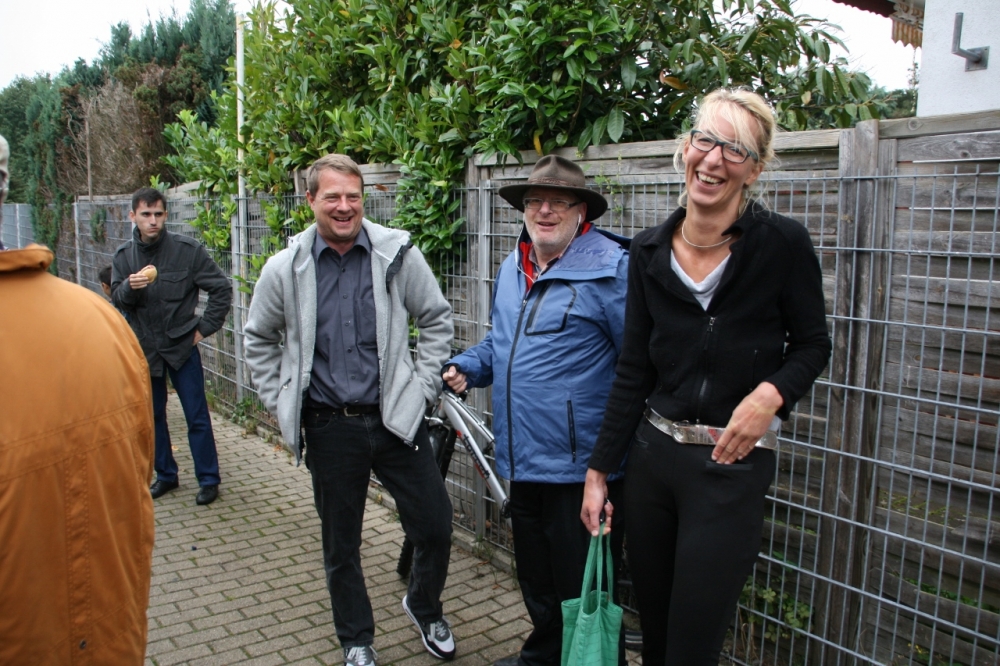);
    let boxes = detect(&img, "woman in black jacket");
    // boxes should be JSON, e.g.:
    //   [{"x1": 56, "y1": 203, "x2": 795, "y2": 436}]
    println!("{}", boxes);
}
[{"x1": 580, "y1": 89, "x2": 831, "y2": 665}]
